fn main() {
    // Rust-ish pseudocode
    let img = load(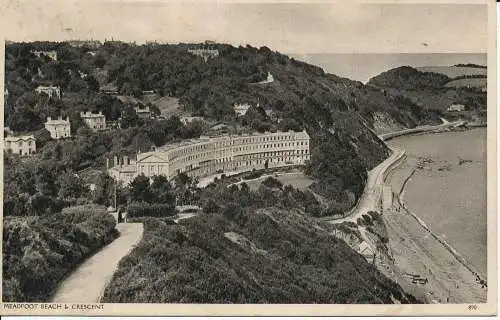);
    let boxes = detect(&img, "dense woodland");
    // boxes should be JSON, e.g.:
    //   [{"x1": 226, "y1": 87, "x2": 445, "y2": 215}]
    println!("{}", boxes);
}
[{"x1": 4, "y1": 41, "x2": 442, "y2": 217}]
